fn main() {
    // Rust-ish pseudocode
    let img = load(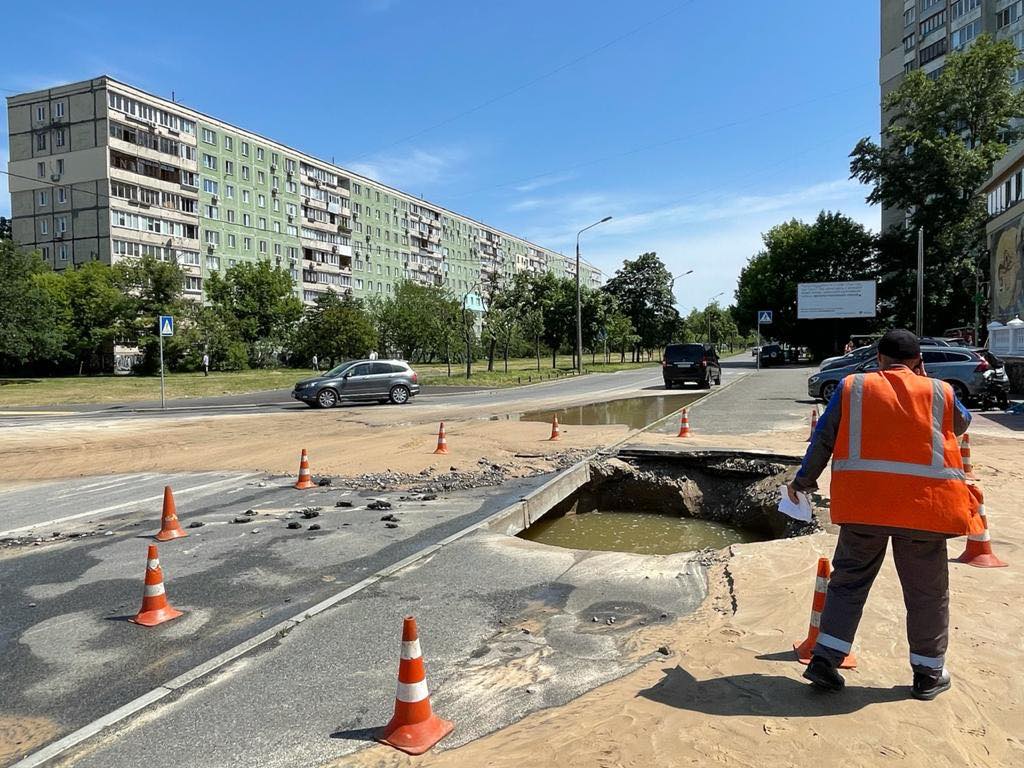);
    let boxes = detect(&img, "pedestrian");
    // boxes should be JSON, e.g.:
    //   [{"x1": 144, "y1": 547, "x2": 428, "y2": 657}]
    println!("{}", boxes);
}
[
  {"x1": 787, "y1": 329, "x2": 982, "y2": 701},
  {"x1": 844, "y1": 340, "x2": 854, "y2": 355},
  {"x1": 202, "y1": 352, "x2": 209, "y2": 377},
  {"x1": 369, "y1": 350, "x2": 378, "y2": 361},
  {"x1": 312, "y1": 354, "x2": 319, "y2": 372}
]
